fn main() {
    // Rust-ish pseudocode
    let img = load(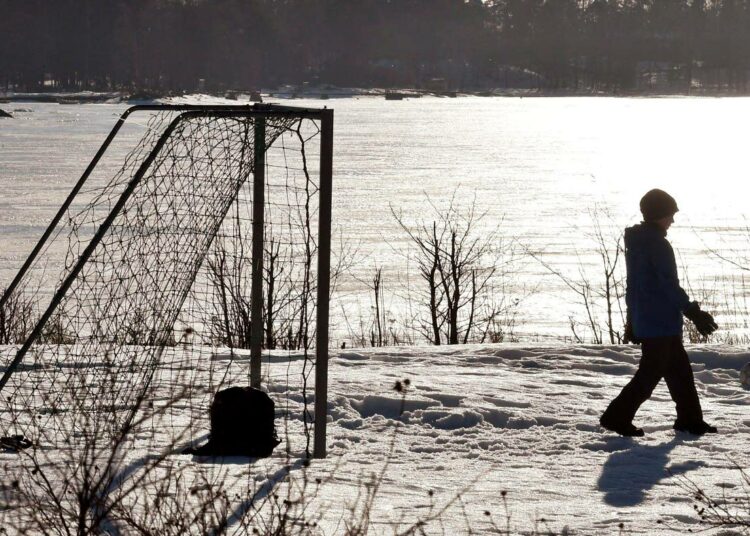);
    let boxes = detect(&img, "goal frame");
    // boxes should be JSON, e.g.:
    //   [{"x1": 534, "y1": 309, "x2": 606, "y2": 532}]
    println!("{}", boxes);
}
[{"x1": 0, "y1": 103, "x2": 334, "y2": 458}]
